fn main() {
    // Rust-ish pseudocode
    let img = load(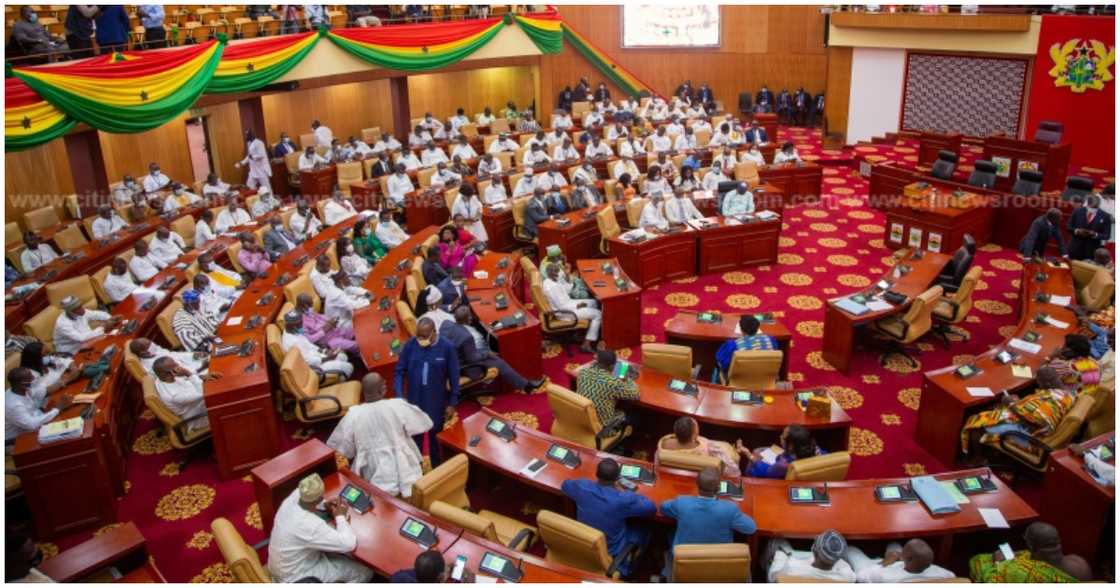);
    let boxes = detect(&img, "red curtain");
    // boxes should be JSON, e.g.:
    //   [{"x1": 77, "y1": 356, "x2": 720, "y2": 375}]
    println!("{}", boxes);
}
[{"x1": 1024, "y1": 15, "x2": 1115, "y2": 170}]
